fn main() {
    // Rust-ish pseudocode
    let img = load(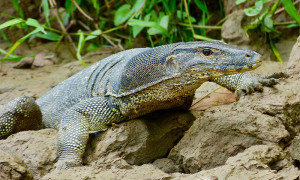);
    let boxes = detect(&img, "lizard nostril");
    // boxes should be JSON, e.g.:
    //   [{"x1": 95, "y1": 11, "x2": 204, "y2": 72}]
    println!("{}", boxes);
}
[{"x1": 245, "y1": 54, "x2": 251, "y2": 58}]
